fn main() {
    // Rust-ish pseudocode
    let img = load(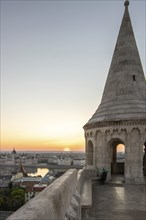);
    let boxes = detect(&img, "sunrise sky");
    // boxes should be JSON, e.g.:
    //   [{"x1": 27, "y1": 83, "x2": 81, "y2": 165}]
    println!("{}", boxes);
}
[{"x1": 1, "y1": 0, "x2": 145, "y2": 152}]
